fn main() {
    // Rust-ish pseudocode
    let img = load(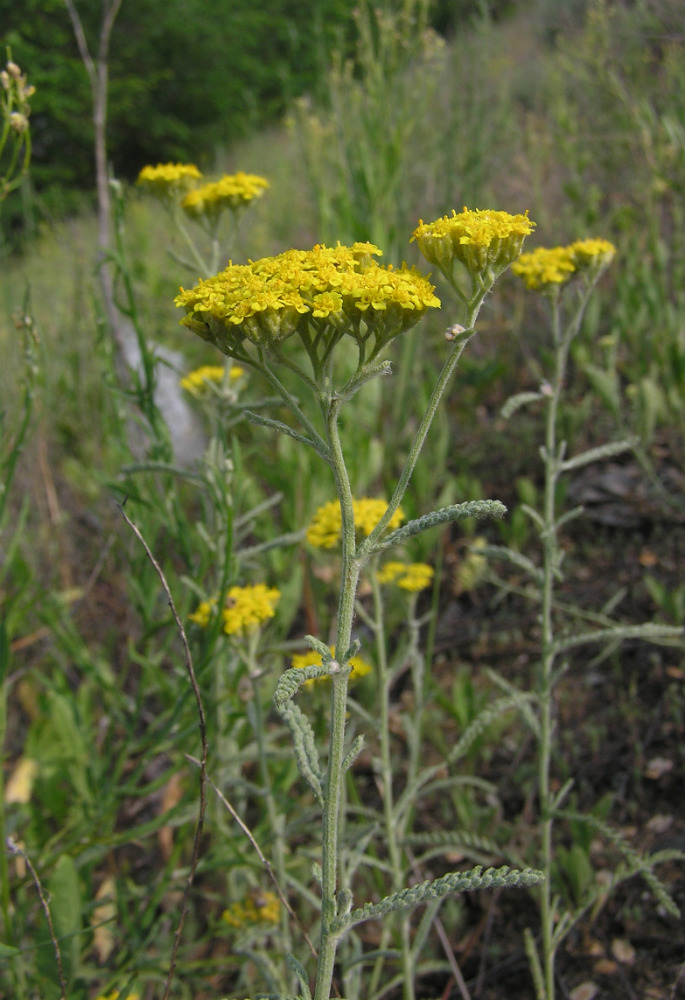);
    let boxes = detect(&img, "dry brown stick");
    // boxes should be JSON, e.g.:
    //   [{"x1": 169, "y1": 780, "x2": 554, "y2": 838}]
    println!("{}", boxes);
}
[
  {"x1": 188, "y1": 758, "x2": 319, "y2": 961},
  {"x1": 117, "y1": 500, "x2": 208, "y2": 1000},
  {"x1": 6, "y1": 837, "x2": 67, "y2": 1000}
]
